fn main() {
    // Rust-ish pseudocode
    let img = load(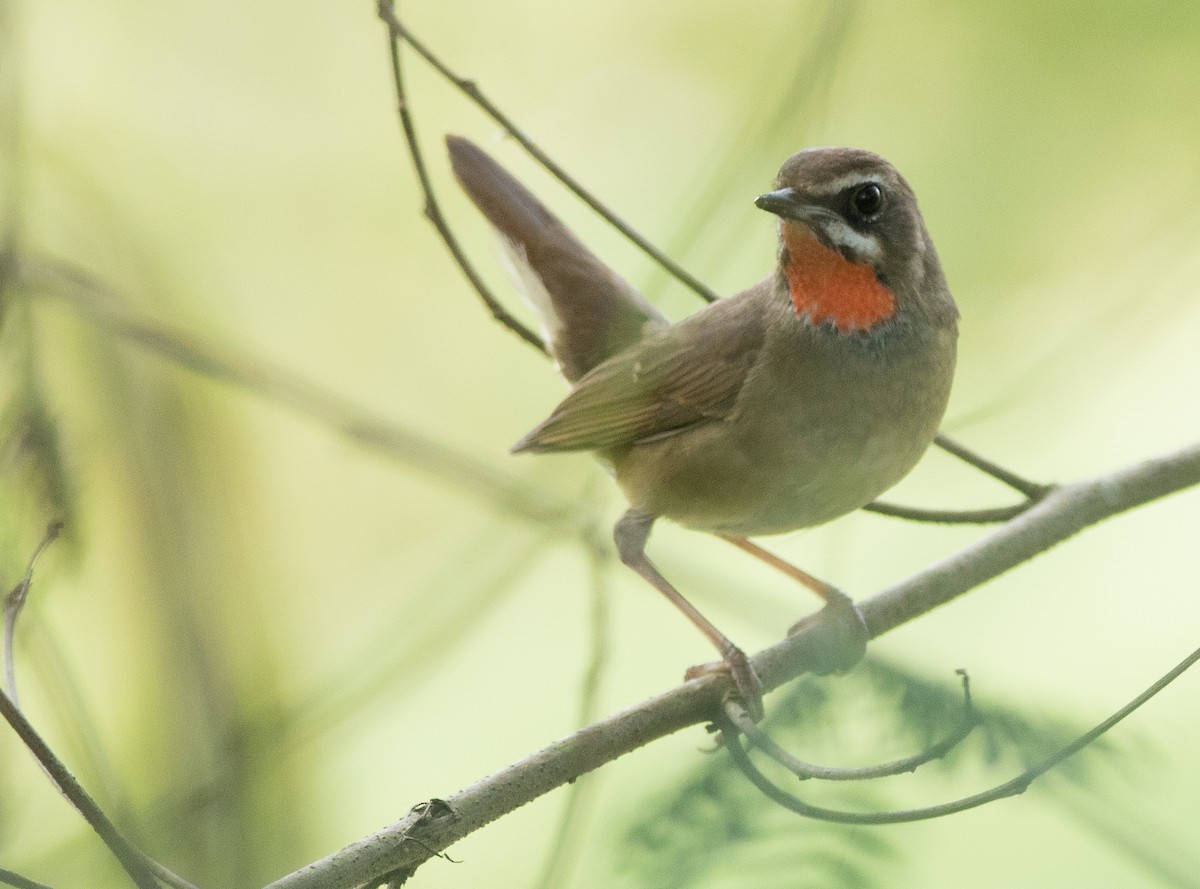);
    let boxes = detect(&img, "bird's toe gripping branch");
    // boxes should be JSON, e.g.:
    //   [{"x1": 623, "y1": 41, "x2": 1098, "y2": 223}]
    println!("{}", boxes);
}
[{"x1": 787, "y1": 588, "x2": 870, "y2": 675}]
